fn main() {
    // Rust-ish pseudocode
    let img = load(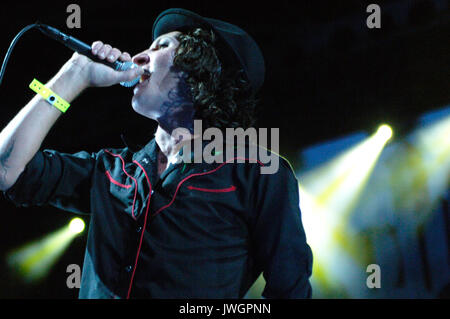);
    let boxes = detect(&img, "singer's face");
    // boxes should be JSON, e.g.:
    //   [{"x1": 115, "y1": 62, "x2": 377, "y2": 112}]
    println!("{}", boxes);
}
[{"x1": 131, "y1": 31, "x2": 189, "y2": 121}]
